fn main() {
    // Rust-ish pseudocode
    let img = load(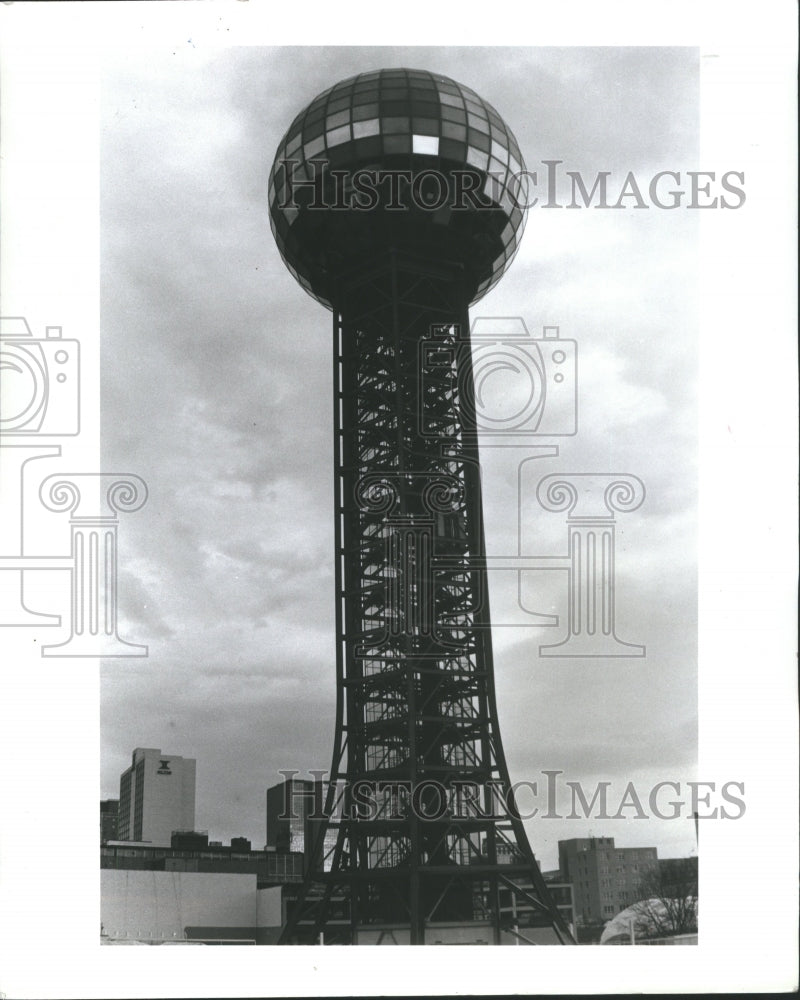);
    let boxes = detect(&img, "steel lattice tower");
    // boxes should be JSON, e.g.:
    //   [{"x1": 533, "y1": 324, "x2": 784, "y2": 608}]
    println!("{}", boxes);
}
[{"x1": 268, "y1": 68, "x2": 574, "y2": 945}]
